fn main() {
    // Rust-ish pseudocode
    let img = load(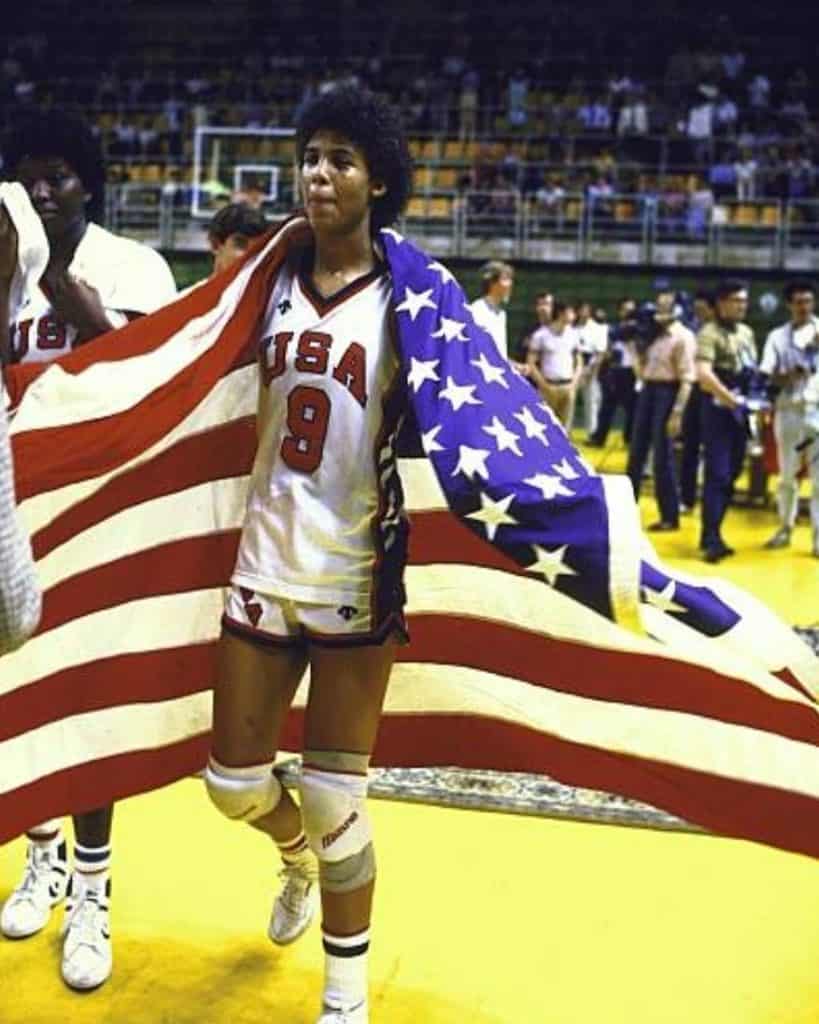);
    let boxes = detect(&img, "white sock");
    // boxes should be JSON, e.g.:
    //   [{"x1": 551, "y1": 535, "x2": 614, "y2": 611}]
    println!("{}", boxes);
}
[
  {"x1": 276, "y1": 830, "x2": 313, "y2": 871},
  {"x1": 322, "y1": 927, "x2": 369, "y2": 1012},
  {"x1": 73, "y1": 843, "x2": 111, "y2": 899}
]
